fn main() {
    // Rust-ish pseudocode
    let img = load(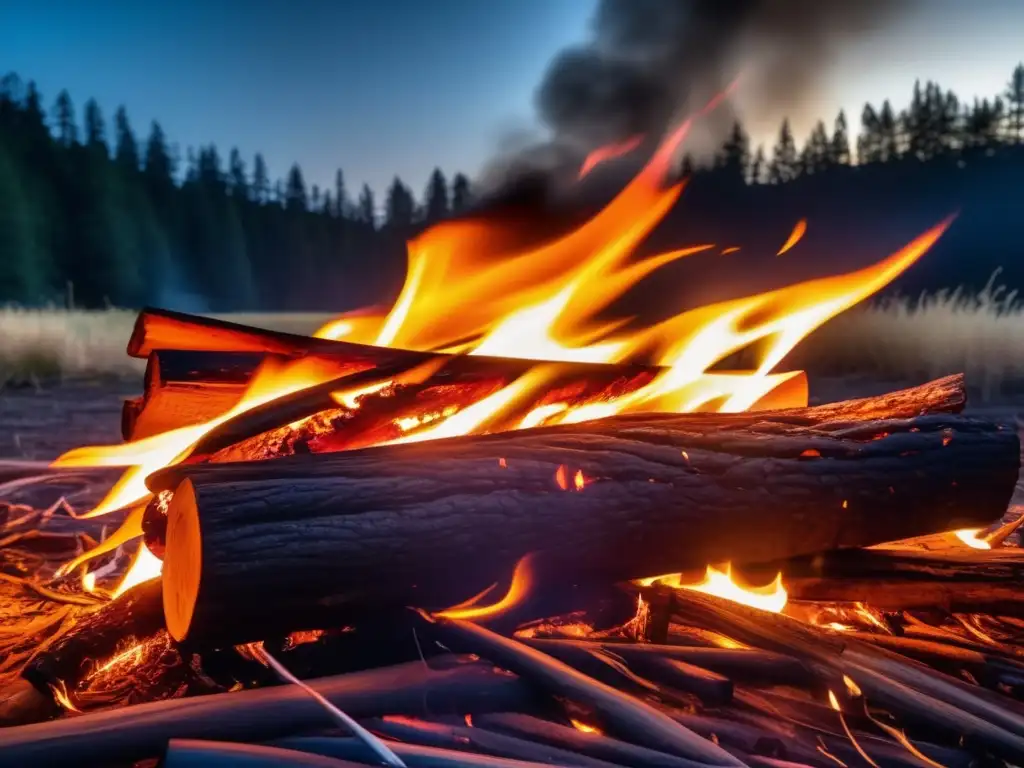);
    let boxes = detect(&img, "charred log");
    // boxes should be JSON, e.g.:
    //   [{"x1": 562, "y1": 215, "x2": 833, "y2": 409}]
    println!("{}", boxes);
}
[
  {"x1": 151, "y1": 386, "x2": 1014, "y2": 646},
  {"x1": 20, "y1": 579, "x2": 165, "y2": 699}
]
